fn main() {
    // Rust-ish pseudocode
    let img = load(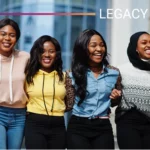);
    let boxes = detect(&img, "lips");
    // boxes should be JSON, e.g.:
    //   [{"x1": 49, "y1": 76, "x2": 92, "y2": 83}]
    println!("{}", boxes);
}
[
  {"x1": 92, "y1": 53, "x2": 104, "y2": 58},
  {"x1": 42, "y1": 59, "x2": 51, "y2": 63},
  {"x1": 145, "y1": 50, "x2": 150, "y2": 55},
  {"x1": 94, "y1": 54, "x2": 102, "y2": 56},
  {"x1": 2, "y1": 42, "x2": 11, "y2": 48}
]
